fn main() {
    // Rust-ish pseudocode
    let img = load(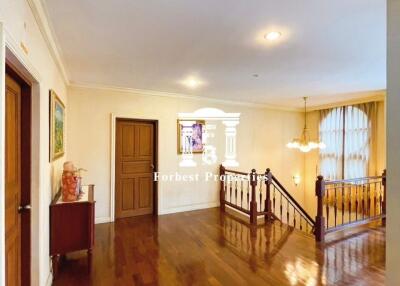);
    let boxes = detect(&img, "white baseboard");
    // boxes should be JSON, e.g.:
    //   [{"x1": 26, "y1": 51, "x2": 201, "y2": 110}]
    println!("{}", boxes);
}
[
  {"x1": 95, "y1": 203, "x2": 219, "y2": 223},
  {"x1": 159, "y1": 201, "x2": 219, "y2": 215},
  {"x1": 95, "y1": 216, "x2": 111, "y2": 224}
]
